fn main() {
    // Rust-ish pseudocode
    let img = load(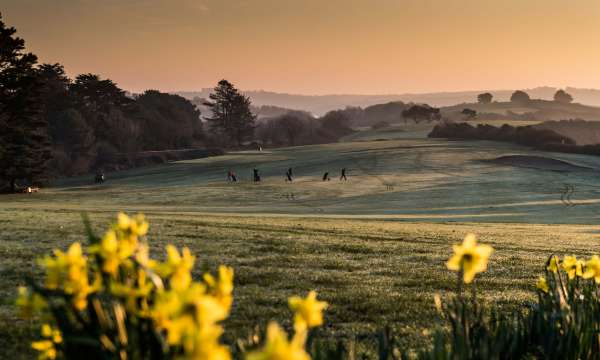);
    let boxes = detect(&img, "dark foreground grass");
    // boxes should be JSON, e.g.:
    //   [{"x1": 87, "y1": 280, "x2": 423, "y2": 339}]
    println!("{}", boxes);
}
[{"x1": 1, "y1": 208, "x2": 600, "y2": 358}]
